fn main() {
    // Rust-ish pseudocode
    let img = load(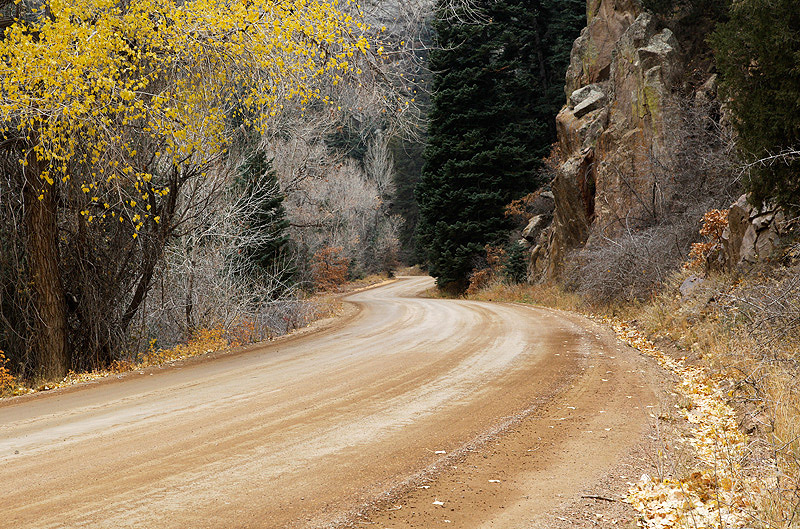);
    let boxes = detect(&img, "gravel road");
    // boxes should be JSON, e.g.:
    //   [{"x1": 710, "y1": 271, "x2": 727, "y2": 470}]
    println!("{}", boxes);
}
[{"x1": 0, "y1": 276, "x2": 661, "y2": 528}]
